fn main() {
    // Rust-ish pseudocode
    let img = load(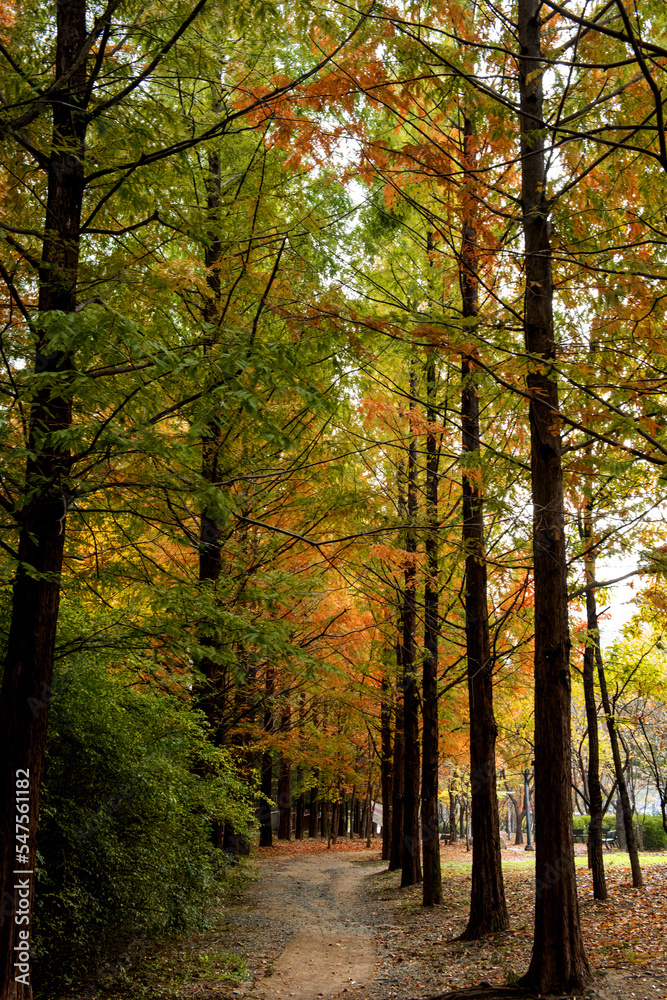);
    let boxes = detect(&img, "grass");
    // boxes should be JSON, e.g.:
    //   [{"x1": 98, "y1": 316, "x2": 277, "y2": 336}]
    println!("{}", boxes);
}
[{"x1": 435, "y1": 848, "x2": 666, "y2": 877}]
